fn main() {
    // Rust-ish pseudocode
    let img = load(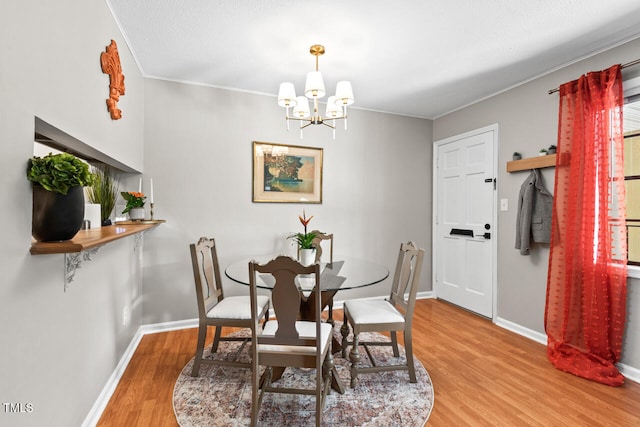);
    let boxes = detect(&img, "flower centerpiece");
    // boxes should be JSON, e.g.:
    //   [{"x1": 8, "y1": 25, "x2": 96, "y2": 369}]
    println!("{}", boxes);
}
[
  {"x1": 288, "y1": 210, "x2": 317, "y2": 265},
  {"x1": 288, "y1": 210, "x2": 316, "y2": 249},
  {"x1": 121, "y1": 191, "x2": 146, "y2": 220}
]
